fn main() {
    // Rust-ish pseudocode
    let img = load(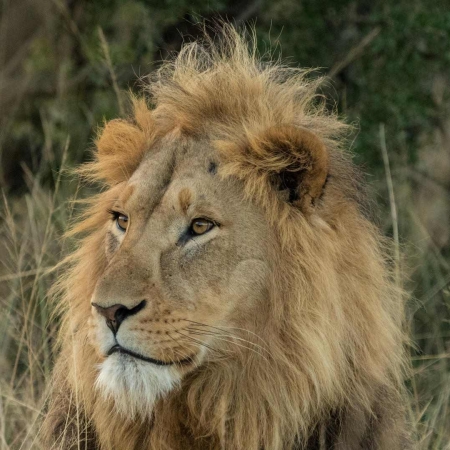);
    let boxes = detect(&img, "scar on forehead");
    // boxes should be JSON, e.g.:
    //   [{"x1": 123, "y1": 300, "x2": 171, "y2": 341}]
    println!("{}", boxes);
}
[
  {"x1": 208, "y1": 161, "x2": 217, "y2": 175},
  {"x1": 178, "y1": 188, "x2": 192, "y2": 213},
  {"x1": 121, "y1": 184, "x2": 135, "y2": 205}
]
